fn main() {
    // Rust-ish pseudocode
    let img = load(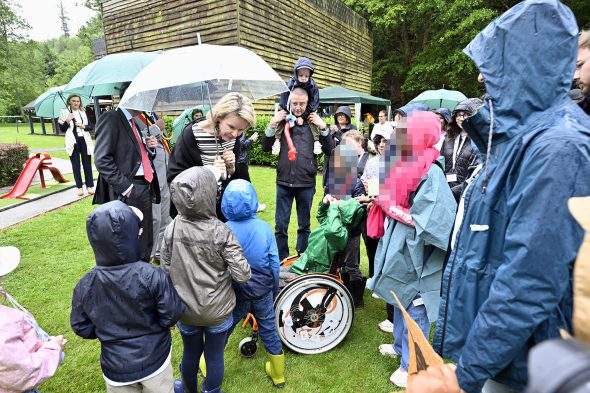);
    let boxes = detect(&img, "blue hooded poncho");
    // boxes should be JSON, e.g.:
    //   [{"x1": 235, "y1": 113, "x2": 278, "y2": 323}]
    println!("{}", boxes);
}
[{"x1": 432, "y1": 1, "x2": 590, "y2": 392}]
